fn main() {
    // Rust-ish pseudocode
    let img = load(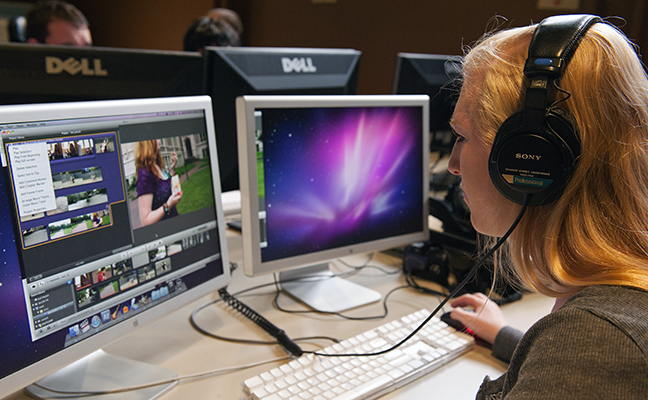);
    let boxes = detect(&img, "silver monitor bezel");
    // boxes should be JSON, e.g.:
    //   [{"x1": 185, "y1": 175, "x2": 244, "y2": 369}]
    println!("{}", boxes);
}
[
  {"x1": 0, "y1": 95, "x2": 231, "y2": 397},
  {"x1": 236, "y1": 94, "x2": 430, "y2": 277}
]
